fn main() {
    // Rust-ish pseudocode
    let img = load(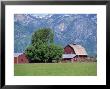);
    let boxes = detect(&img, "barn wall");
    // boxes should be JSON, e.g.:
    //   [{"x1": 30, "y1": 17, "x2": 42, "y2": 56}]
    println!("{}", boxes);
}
[
  {"x1": 75, "y1": 55, "x2": 88, "y2": 62},
  {"x1": 71, "y1": 58, "x2": 78, "y2": 62},
  {"x1": 64, "y1": 45, "x2": 75, "y2": 54},
  {"x1": 62, "y1": 58, "x2": 78, "y2": 63},
  {"x1": 14, "y1": 57, "x2": 17, "y2": 64},
  {"x1": 62, "y1": 55, "x2": 88, "y2": 63},
  {"x1": 18, "y1": 54, "x2": 29, "y2": 63},
  {"x1": 14, "y1": 54, "x2": 29, "y2": 64}
]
